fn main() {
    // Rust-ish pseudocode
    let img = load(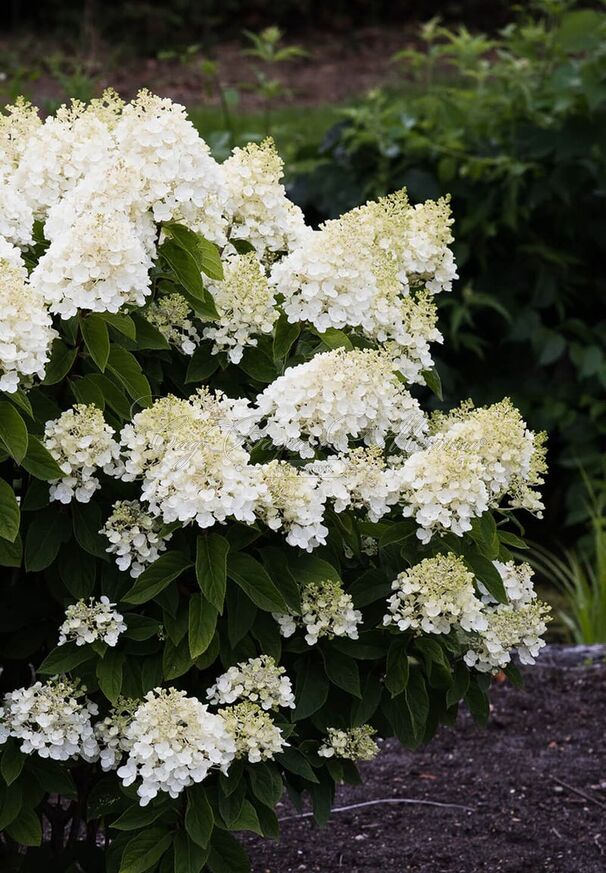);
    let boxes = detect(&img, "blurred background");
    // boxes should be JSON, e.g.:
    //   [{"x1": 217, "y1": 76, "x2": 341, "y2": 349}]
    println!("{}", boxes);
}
[{"x1": 1, "y1": 0, "x2": 605, "y2": 643}]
